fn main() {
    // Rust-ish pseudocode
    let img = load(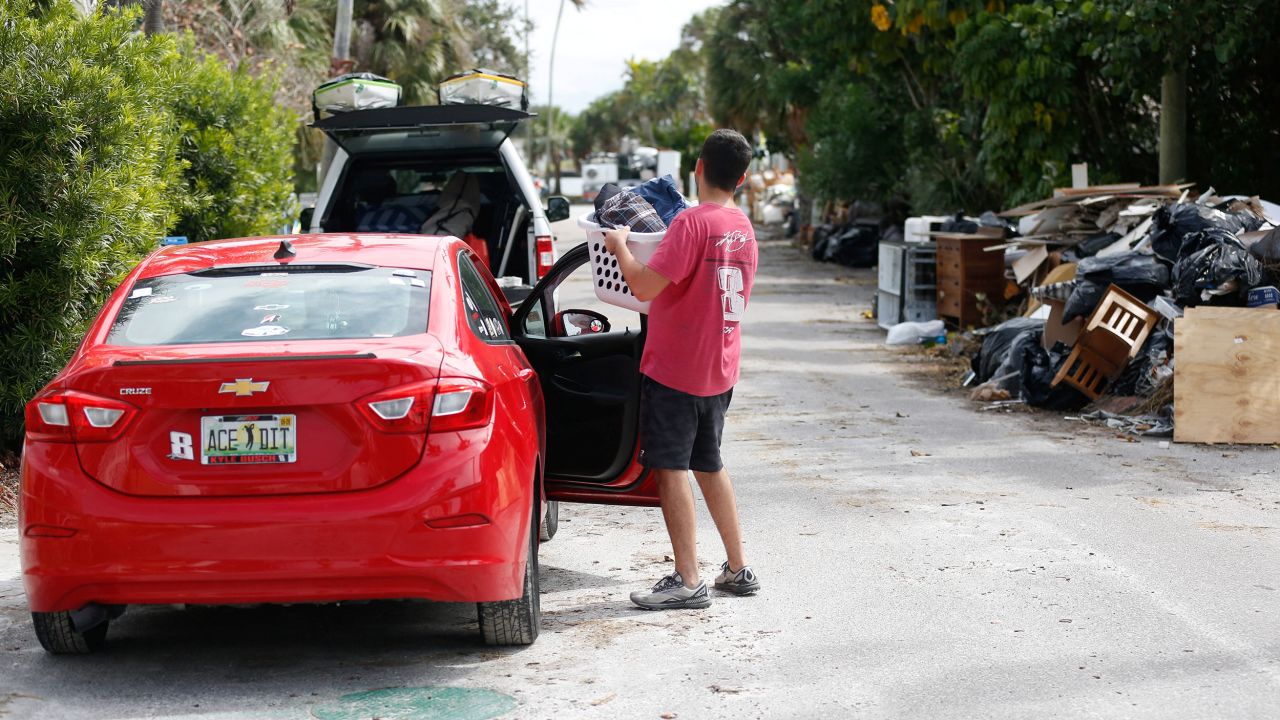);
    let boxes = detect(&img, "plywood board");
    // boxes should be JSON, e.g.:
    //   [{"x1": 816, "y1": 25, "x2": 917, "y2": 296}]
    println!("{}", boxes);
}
[
  {"x1": 1013, "y1": 245, "x2": 1049, "y2": 284},
  {"x1": 1174, "y1": 307, "x2": 1280, "y2": 444}
]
